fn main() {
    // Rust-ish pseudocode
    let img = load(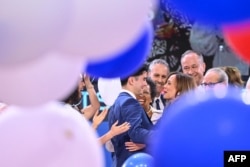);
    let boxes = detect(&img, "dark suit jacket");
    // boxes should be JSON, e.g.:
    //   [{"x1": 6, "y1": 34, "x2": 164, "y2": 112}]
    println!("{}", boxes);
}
[{"x1": 108, "y1": 92, "x2": 153, "y2": 167}]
